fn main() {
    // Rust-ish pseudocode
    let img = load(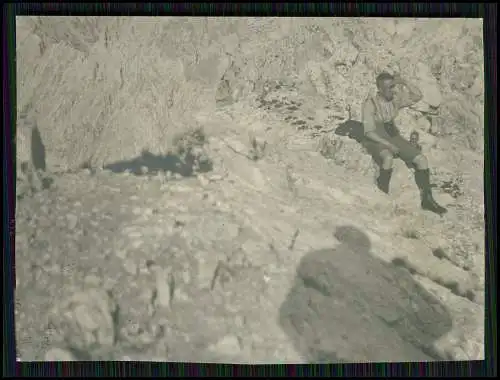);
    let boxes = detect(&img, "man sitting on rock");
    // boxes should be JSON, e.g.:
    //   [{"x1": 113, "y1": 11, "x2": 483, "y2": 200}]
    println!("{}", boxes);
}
[{"x1": 362, "y1": 72, "x2": 447, "y2": 216}]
